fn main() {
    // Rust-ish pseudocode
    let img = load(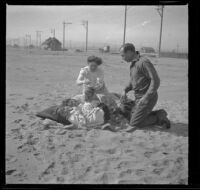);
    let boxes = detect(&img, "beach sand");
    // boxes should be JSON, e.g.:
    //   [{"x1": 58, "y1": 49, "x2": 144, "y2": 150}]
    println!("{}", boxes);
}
[{"x1": 6, "y1": 47, "x2": 188, "y2": 184}]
